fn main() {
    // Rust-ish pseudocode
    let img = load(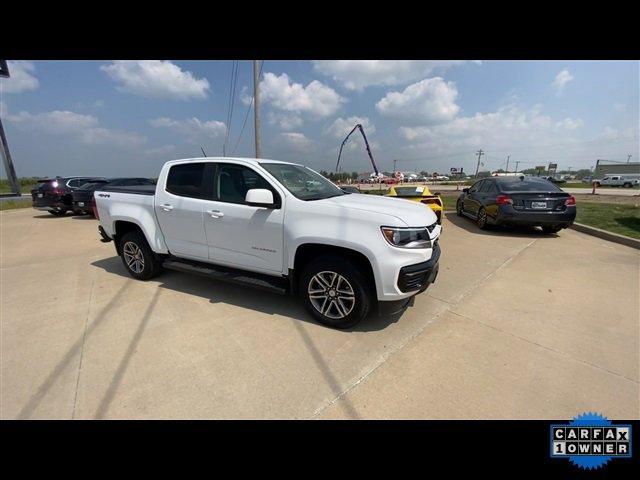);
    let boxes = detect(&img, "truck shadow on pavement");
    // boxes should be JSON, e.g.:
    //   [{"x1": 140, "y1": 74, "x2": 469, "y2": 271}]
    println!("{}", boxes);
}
[
  {"x1": 91, "y1": 256, "x2": 404, "y2": 333},
  {"x1": 444, "y1": 212, "x2": 560, "y2": 238}
]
